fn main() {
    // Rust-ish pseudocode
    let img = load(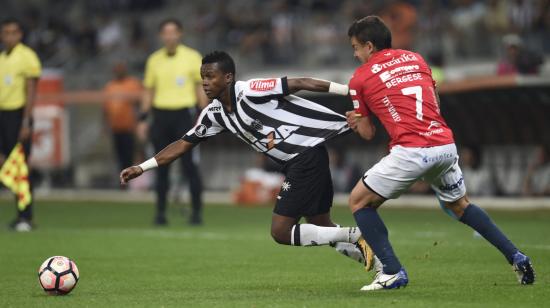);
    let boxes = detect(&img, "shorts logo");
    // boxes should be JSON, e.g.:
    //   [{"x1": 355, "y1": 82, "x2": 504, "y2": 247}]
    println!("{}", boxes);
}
[
  {"x1": 371, "y1": 64, "x2": 382, "y2": 74},
  {"x1": 195, "y1": 124, "x2": 207, "y2": 137},
  {"x1": 250, "y1": 79, "x2": 277, "y2": 91},
  {"x1": 439, "y1": 177, "x2": 464, "y2": 191},
  {"x1": 281, "y1": 181, "x2": 291, "y2": 191}
]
